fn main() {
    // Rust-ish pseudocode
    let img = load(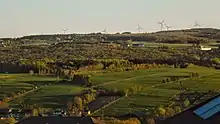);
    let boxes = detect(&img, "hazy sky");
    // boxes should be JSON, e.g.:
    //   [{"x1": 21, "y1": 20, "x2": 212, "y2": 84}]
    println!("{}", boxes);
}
[{"x1": 0, "y1": 0, "x2": 219, "y2": 38}]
